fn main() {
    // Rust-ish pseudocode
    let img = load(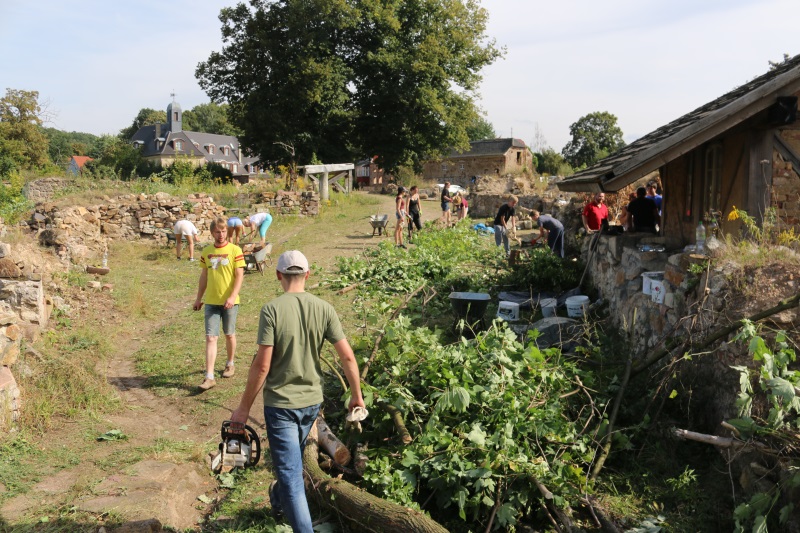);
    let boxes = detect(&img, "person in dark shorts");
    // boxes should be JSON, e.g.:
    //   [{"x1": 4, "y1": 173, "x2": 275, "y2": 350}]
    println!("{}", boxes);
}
[
  {"x1": 407, "y1": 186, "x2": 422, "y2": 240},
  {"x1": 440, "y1": 182, "x2": 453, "y2": 227}
]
